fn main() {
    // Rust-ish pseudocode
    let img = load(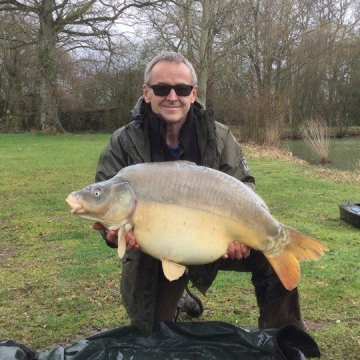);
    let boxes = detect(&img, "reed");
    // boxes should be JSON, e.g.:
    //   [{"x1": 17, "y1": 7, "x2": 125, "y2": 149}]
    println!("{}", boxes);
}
[{"x1": 299, "y1": 118, "x2": 330, "y2": 164}]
